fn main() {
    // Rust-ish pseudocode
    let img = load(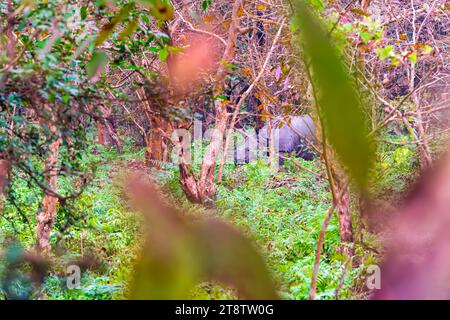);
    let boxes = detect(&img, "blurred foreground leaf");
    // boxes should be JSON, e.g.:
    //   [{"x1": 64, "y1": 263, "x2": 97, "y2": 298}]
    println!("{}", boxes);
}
[
  {"x1": 138, "y1": 0, "x2": 174, "y2": 21},
  {"x1": 86, "y1": 50, "x2": 108, "y2": 81},
  {"x1": 95, "y1": 3, "x2": 135, "y2": 47},
  {"x1": 125, "y1": 178, "x2": 277, "y2": 299},
  {"x1": 295, "y1": 0, "x2": 373, "y2": 188}
]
